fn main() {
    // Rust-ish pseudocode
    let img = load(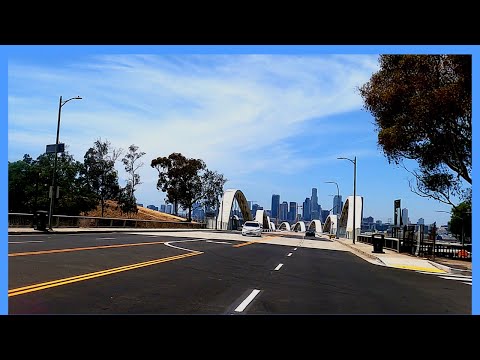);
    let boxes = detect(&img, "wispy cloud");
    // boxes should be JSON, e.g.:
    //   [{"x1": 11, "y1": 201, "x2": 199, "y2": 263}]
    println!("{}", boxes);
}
[{"x1": 8, "y1": 53, "x2": 380, "y2": 204}]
